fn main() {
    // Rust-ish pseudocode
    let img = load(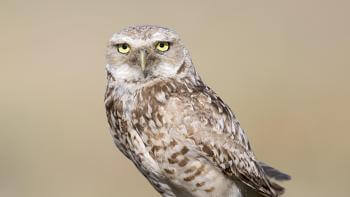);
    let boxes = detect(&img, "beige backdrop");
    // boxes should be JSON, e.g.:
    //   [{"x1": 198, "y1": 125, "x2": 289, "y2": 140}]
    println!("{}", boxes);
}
[{"x1": 1, "y1": 0, "x2": 349, "y2": 196}]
